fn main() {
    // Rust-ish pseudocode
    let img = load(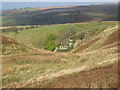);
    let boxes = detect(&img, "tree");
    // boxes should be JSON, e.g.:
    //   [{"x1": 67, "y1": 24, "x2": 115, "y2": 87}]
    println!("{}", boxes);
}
[
  {"x1": 44, "y1": 40, "x2": 56, "y2": 51},
  {"x1": 44, "y1": 34, "x2": 56, "y2": 51}
]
